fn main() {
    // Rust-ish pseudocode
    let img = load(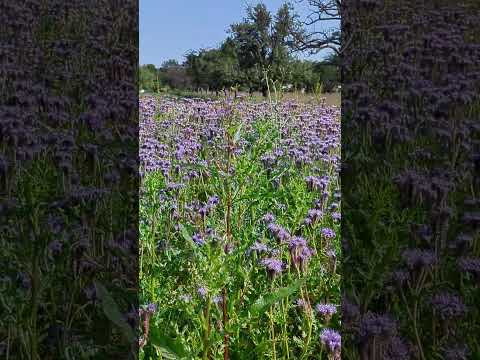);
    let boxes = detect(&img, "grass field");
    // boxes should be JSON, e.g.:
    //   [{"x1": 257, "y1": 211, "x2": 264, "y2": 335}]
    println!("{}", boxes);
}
[{"x1": 141, "y1": 90, "x2": 341, "y2": 108}]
